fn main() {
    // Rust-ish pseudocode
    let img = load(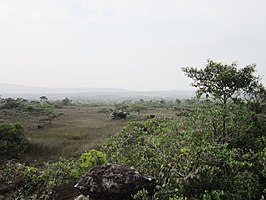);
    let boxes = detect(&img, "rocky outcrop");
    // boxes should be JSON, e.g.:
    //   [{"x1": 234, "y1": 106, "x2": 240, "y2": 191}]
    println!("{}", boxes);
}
[
  {"x1": 74, "y1": 163, "x2": 156, "y2": 200},
  {"x1": 110, "y1": 110, "x2": 128, "y2": 120}
]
